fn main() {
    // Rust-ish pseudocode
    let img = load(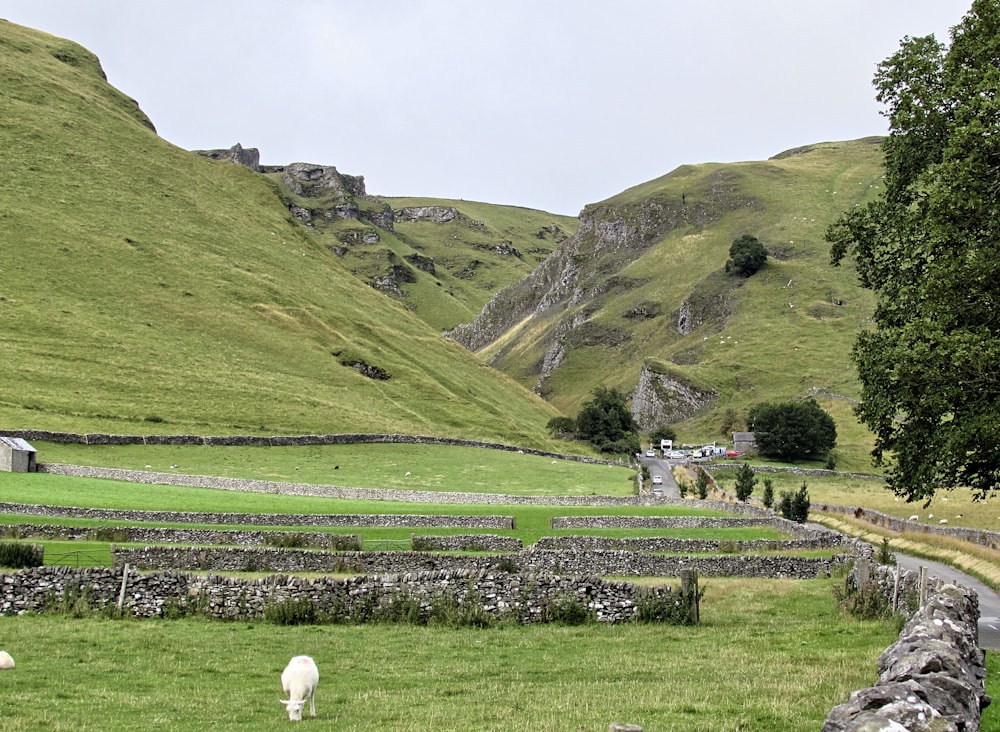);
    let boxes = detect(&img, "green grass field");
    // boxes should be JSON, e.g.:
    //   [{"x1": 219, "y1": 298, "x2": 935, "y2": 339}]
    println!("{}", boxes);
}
[
  {"x1": 0, "y1": 442, "x2": 997, "y2": 730},
  {"x1": 0, "y1": 578, "x2": 902, "y2": 732}
]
